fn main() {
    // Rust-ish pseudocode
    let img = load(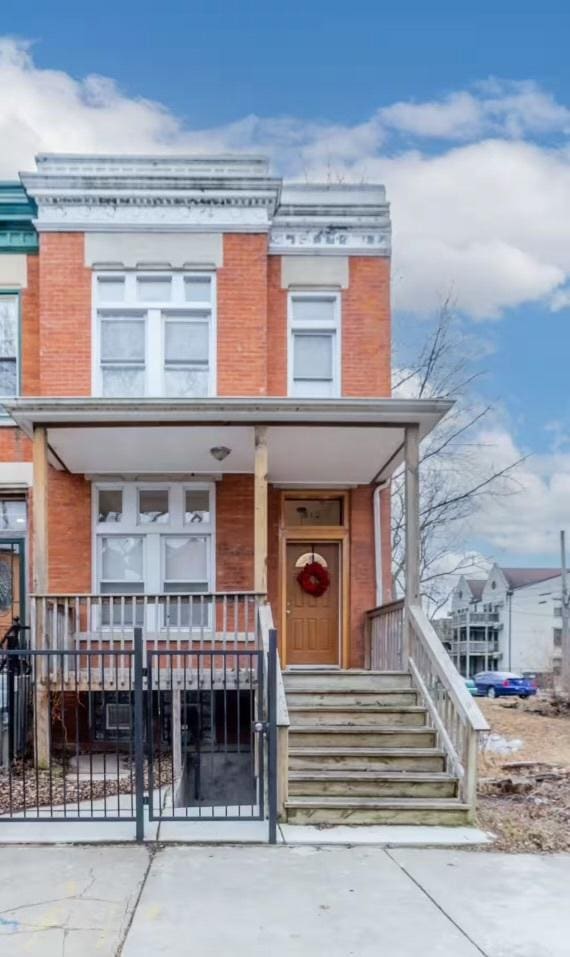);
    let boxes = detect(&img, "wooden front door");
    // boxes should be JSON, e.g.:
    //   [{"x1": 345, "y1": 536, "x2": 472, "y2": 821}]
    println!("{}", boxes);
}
[{"x1": 285, "y1": 542, "x2": 340, "y2": 666}]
